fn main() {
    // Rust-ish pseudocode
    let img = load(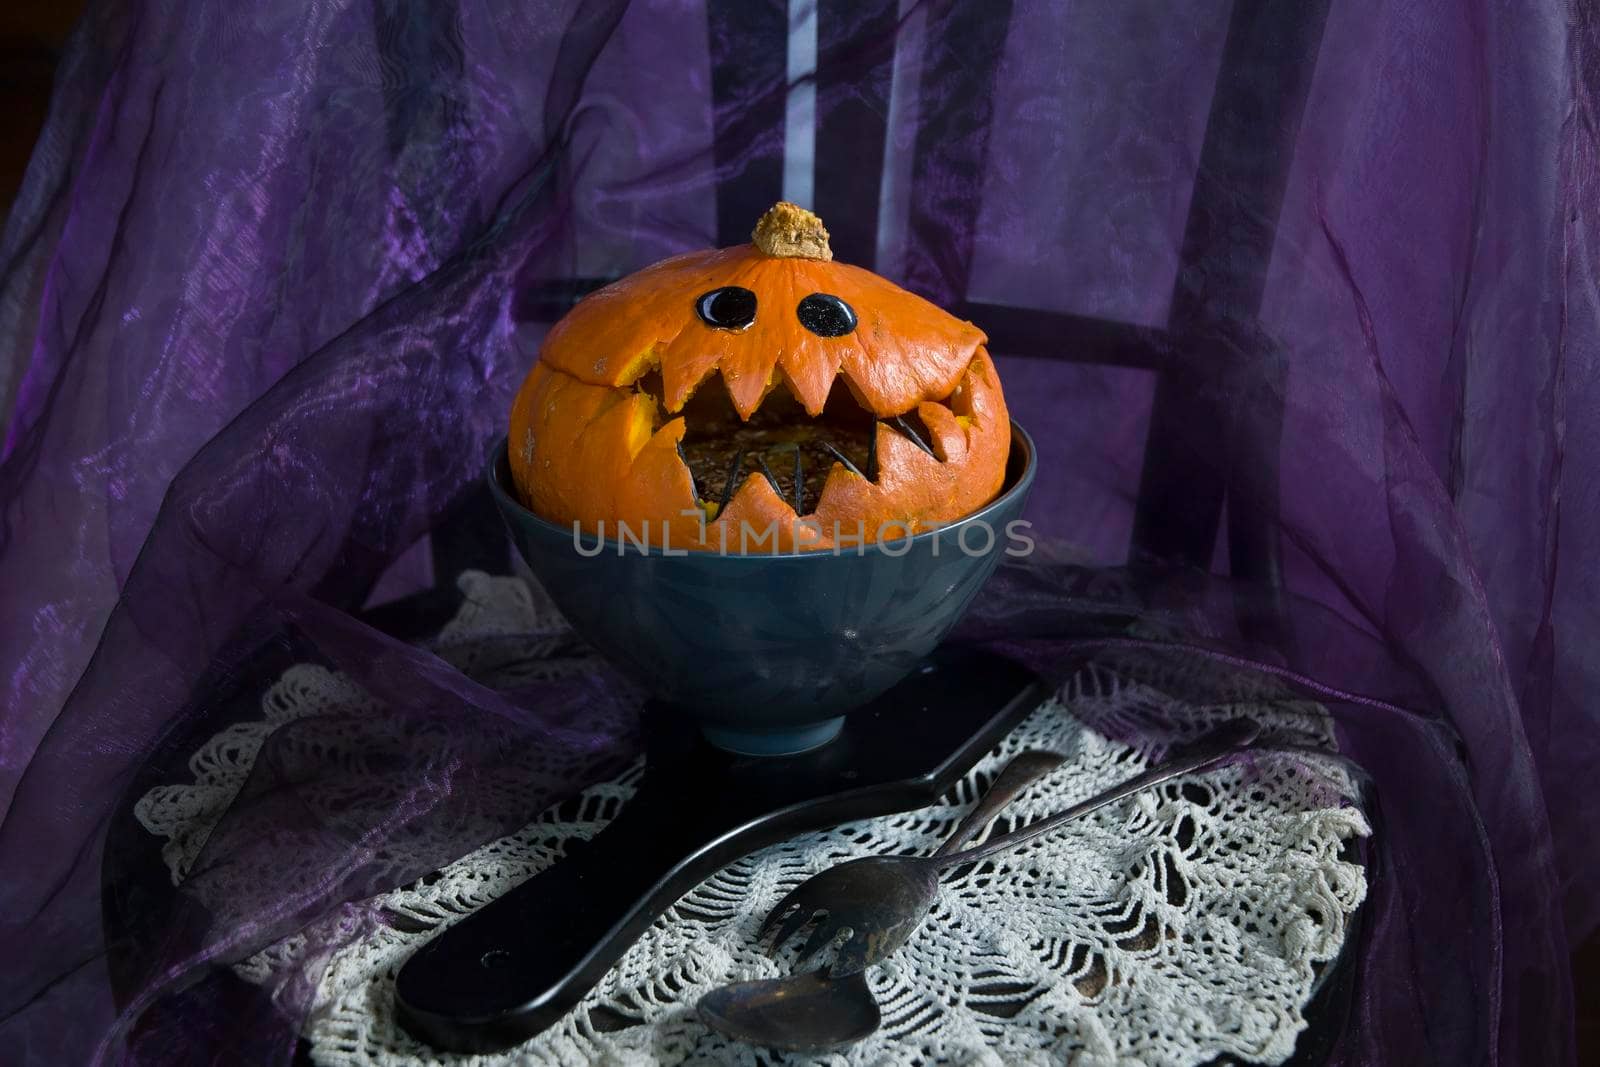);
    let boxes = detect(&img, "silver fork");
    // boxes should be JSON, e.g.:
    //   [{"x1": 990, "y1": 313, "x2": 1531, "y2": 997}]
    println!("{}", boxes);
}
[
  {"x1": 697, "y1": 749, "x2": 1066, "y2": 1051},
  {"x1": 759, "y1": 718, "x2": 1336, "y2": 976}
]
